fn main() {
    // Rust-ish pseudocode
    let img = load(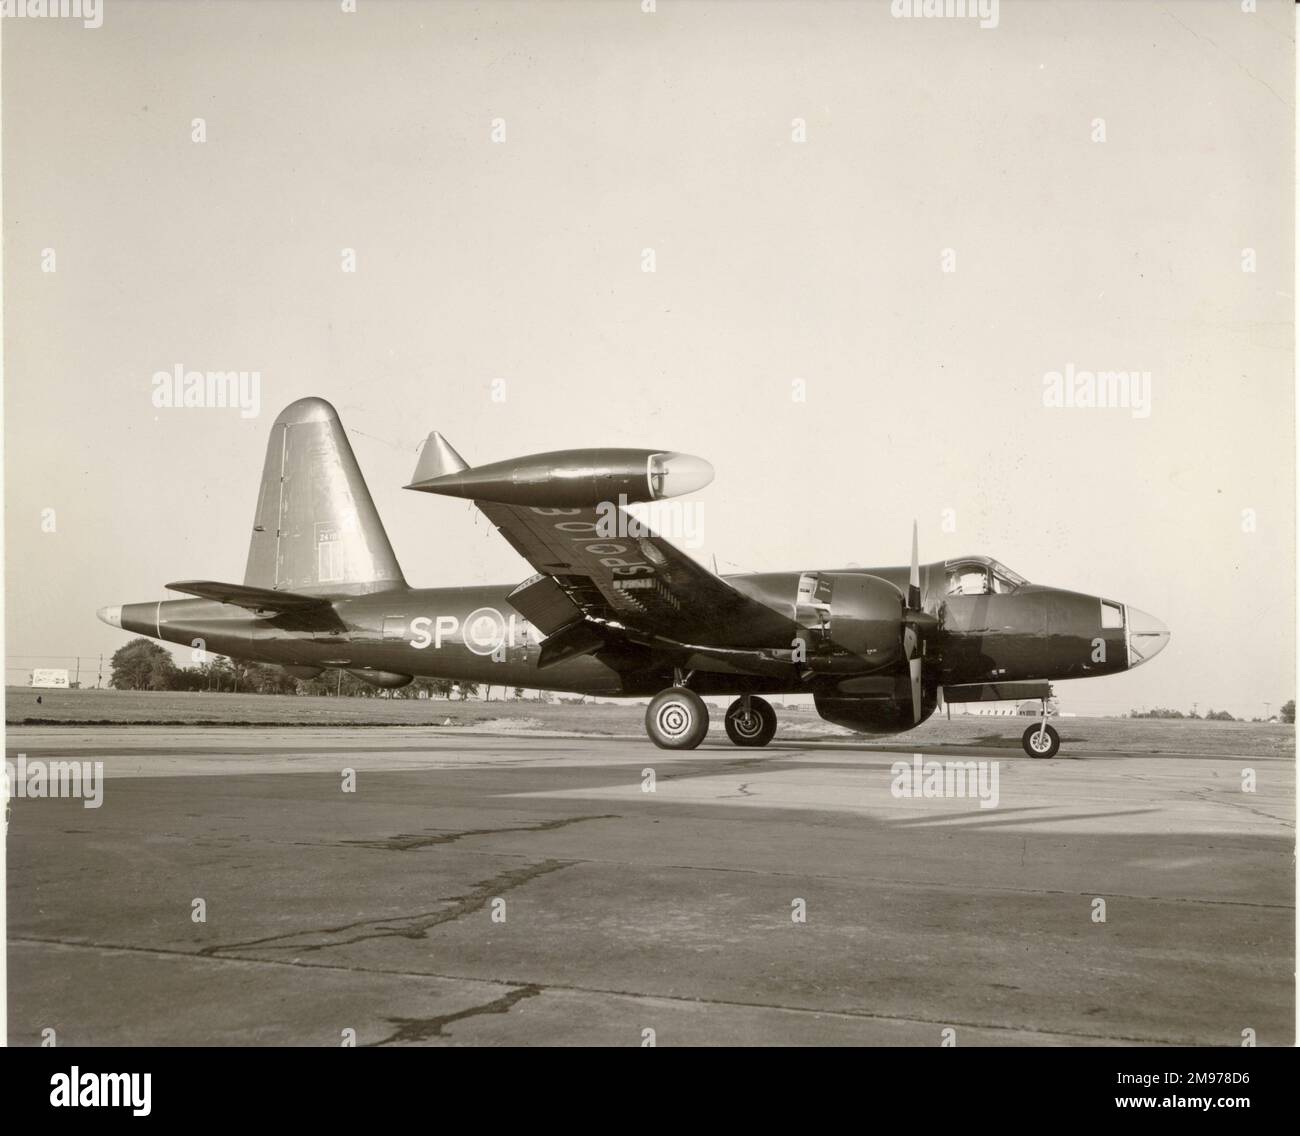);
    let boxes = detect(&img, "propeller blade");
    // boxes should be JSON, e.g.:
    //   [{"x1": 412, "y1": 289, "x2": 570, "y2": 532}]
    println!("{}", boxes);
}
[
  {"x1": 909, "y1": 656, "x2": 923, "y2": 724},
  {"x1": 908, "y1": 520, "x2": 921, "y2": 610}
]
